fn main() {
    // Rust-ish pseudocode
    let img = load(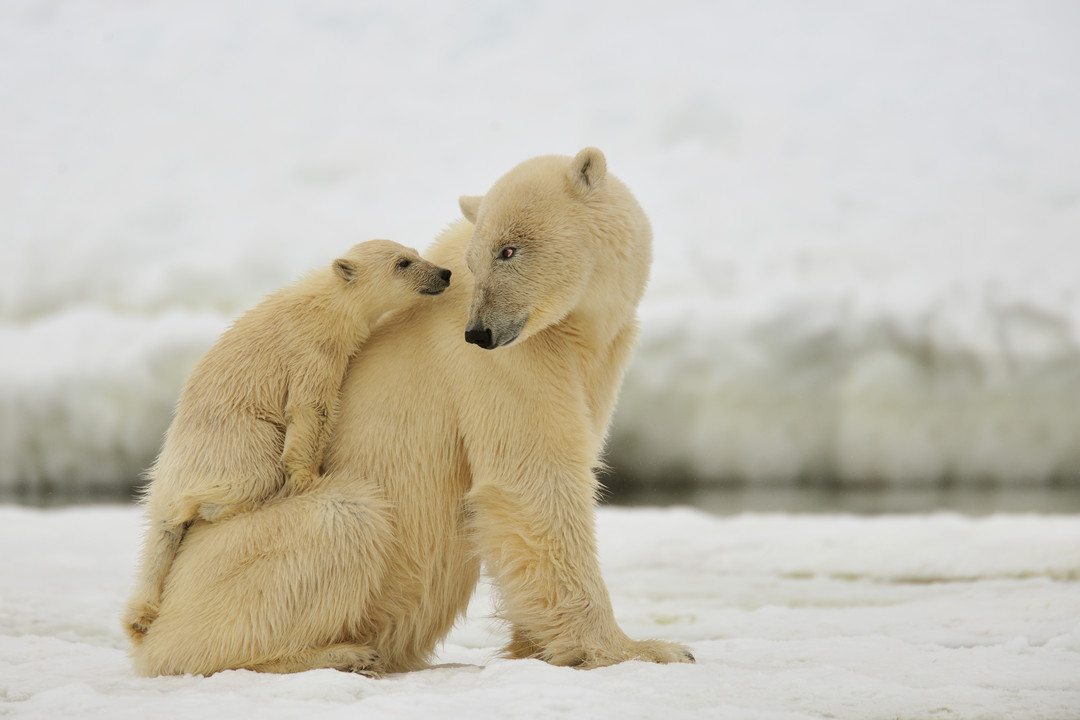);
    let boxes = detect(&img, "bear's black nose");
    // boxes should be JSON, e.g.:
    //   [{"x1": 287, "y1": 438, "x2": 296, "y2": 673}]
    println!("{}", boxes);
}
[
  {"x1": 464, "y1": 327, "x2": 494, "y2": 349},
  {"x1": 440, "y1": 268, "x2": 452, "y2": 282}
]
